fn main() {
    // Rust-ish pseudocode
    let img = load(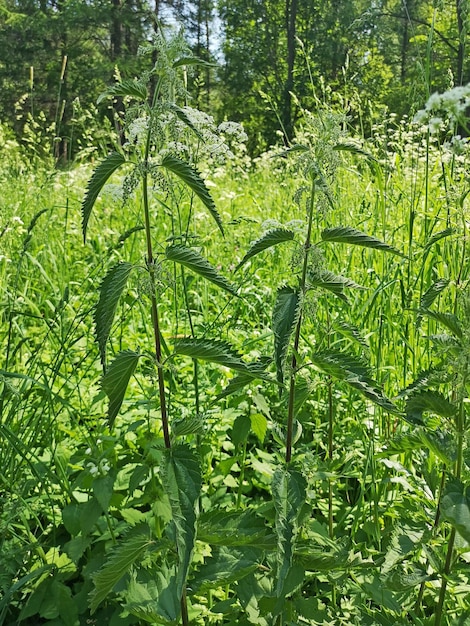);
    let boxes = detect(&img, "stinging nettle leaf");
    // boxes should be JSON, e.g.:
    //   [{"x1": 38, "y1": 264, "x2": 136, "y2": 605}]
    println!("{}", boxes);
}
[
  {"x1": 418, "y1": 278, "x2": 450, "y2": 317},
  {"x1": 161, "y1": 445, "x2": 202, "y2": 603},
  {"x1": 160, "y1": 155, "x2": 223, "y2": 235},
  {"x1": 102, "y1": 350, "x2": 140, "y2": 427},
  {"x1": 419, "y1": 309, "x2": 463, "y2": 339},
  {"x1": 441, "y1": 479, "x2": 470, "y2": 543},
  {"x1": 90, "y1": 526, "x2": 153, "y2": 613},
  {"x1": 82, "y1": 152, "x2": 126, "y2": 242},
  {"x1": 97, "y1": 79, "x2": 148, "y2": 104},
  {"x1": 272, "y1": 468, "x2": 307, "y2": 596},
  {"x1": 235, "y1": 228, "x2": 295, "y2": 271},
  {"x1": 424, "y1": 227, "x2": 455, "y2": 252},
  {"x1": 95, "y1": 262, "x2": 134, "y2": 368},
  {"x1": 174, "y1": 338, "x2": 270, "y2": 380},
  {"x1": 321, "y1": 226, "x2": 405, "y2": 257},
  {"x1": 272, "y1": 286, "x2": 301, "y2": 387},
  {"x1": 166, "y1": 244, "x2": 238, "y2": 295},
  {"x1": 405, "y1": 390, "x2": 458, "y2": 421},
  {"x1": 307, "y1": 268, "x2": 365, "y2": 303}
]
